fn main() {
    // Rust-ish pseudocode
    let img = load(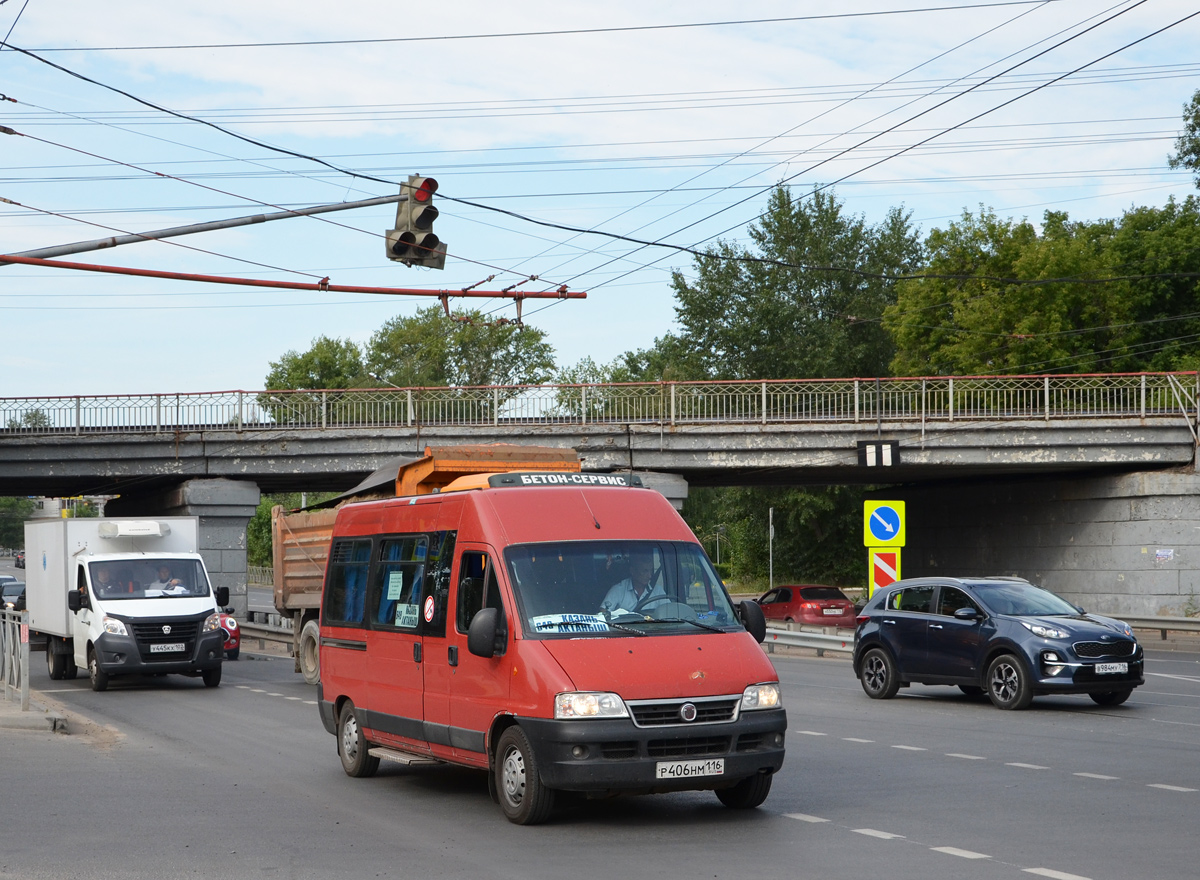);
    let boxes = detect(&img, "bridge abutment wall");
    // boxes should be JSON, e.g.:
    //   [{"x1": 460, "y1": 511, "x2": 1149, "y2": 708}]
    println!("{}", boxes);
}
[{"x1": 899, "y1": 469, "x2": 1200, "y2": 617}]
